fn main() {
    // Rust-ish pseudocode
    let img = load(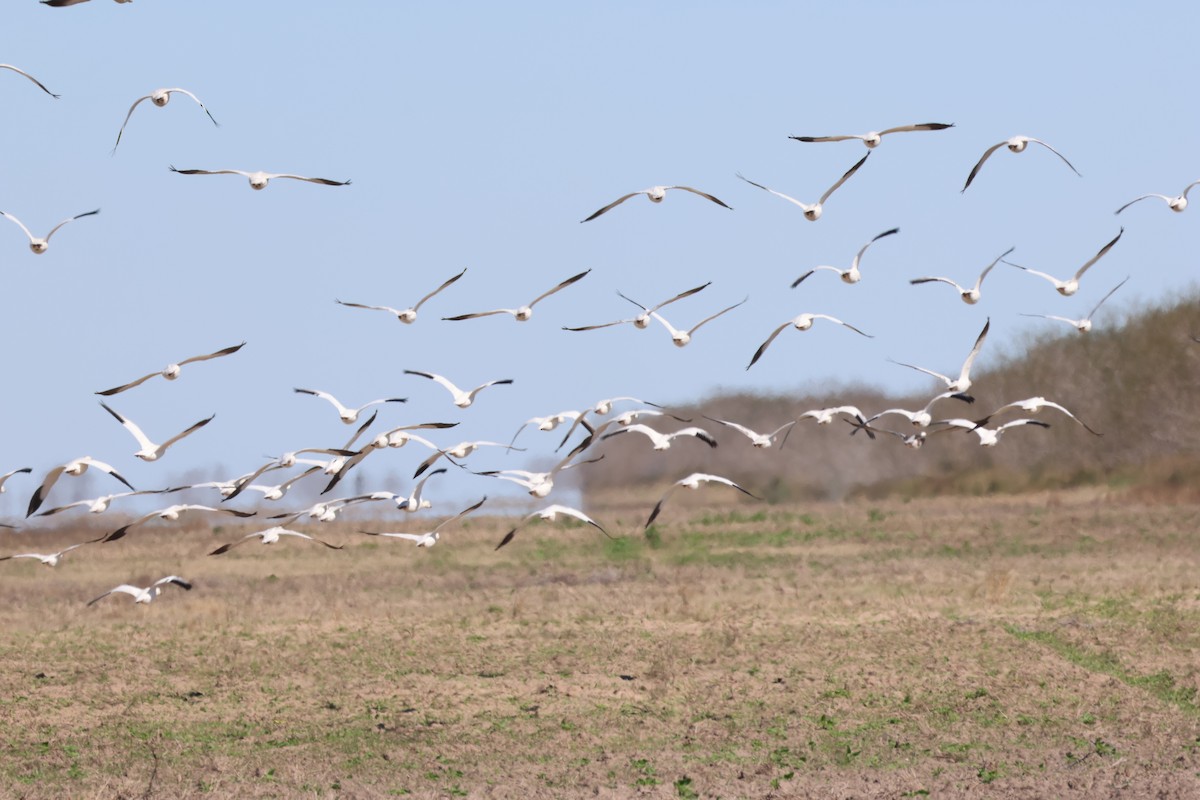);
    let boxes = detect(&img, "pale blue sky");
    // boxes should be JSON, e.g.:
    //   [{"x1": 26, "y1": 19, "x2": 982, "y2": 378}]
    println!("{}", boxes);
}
[{"x1": 1, "y1": 3, "x2": 1197, "y2": 519}]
